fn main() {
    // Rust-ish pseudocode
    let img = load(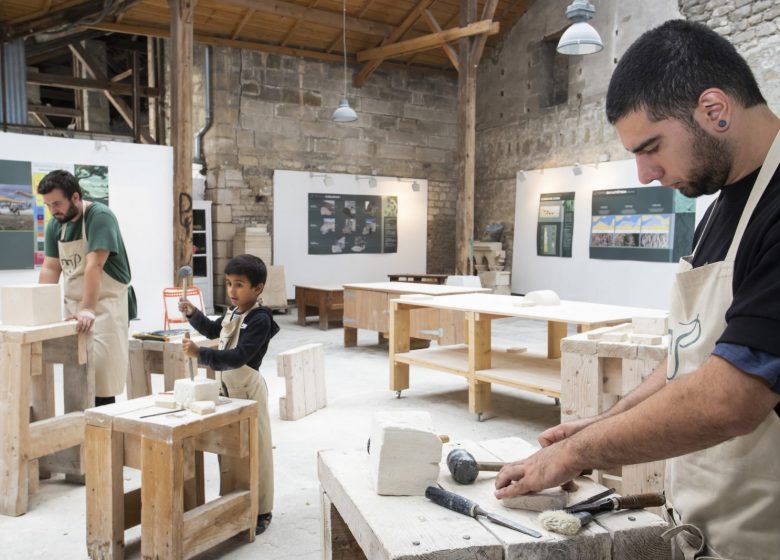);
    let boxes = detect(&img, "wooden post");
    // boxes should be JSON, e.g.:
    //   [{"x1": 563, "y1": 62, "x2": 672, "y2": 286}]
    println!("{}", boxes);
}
[
  {"x1": 456, "y1": 0, "x2": 477, "y2": 275},
  {"x1": 169, "y1": 0, "x2": 195, "y2": 283}
]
